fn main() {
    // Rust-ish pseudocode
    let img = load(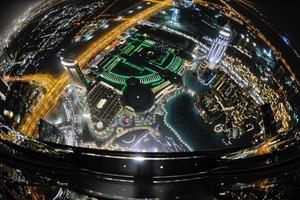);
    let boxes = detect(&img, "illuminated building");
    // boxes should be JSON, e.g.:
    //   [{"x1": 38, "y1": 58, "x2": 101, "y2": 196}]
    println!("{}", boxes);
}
[
  {"x1": 0, "y1": 0, "x2": 299, "y2": 199},
  {"x1": 0, "y1": 77, "x2": 9, "y2": 101},
  {"x1": 61, "y1": 58, "x2": 89, "y2": 89},
  {"x1": 38, "y1": 119, "x2": 65, "y2": 143},
  {"x1": 207, "y1": 24, "x2": 232, "y2": 69},
  {"x1": 0, "y1": 77, "x2": 13, "y2": 121},
  {"x1": 197, "y1": 25, "x2": 232, "y2": 84},
  {"x1": 171, "y1": 8, "x2": 180, "y2": 24},
  {"x1": 2, "y1": 47, "x2": 13, "y2": 66}
]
